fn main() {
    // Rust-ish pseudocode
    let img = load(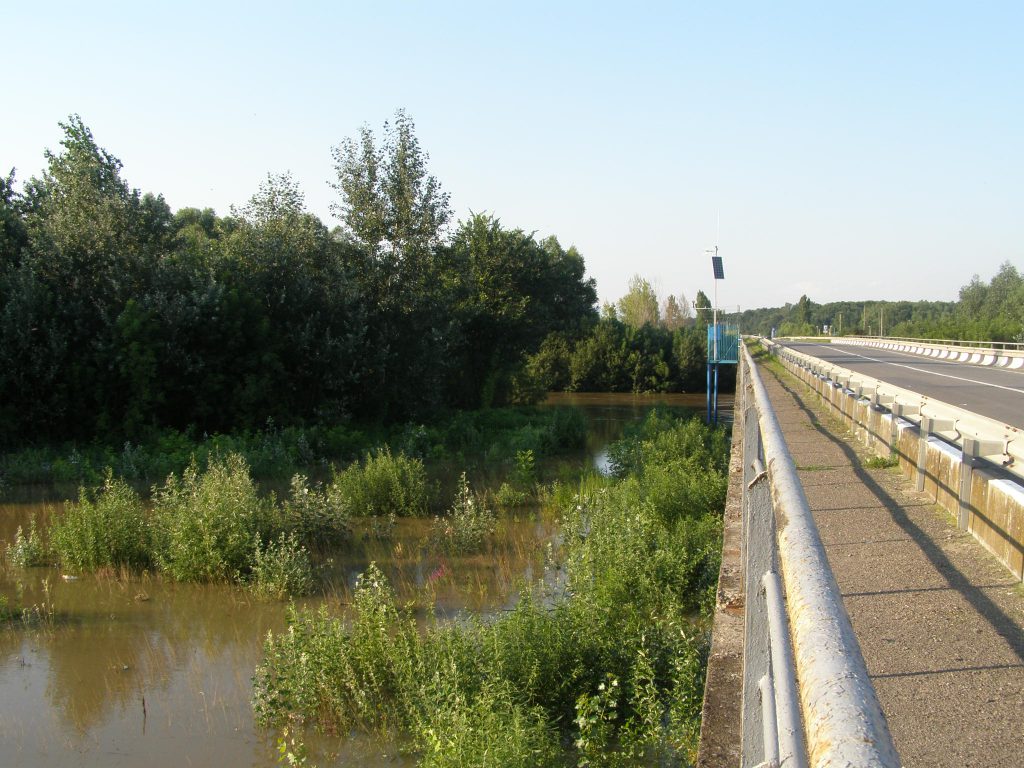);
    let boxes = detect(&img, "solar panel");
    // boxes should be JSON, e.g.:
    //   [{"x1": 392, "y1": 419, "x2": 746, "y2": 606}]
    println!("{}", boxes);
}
[{"x1": 711, "y1": 255, "x2": 724, "y2": 280}]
